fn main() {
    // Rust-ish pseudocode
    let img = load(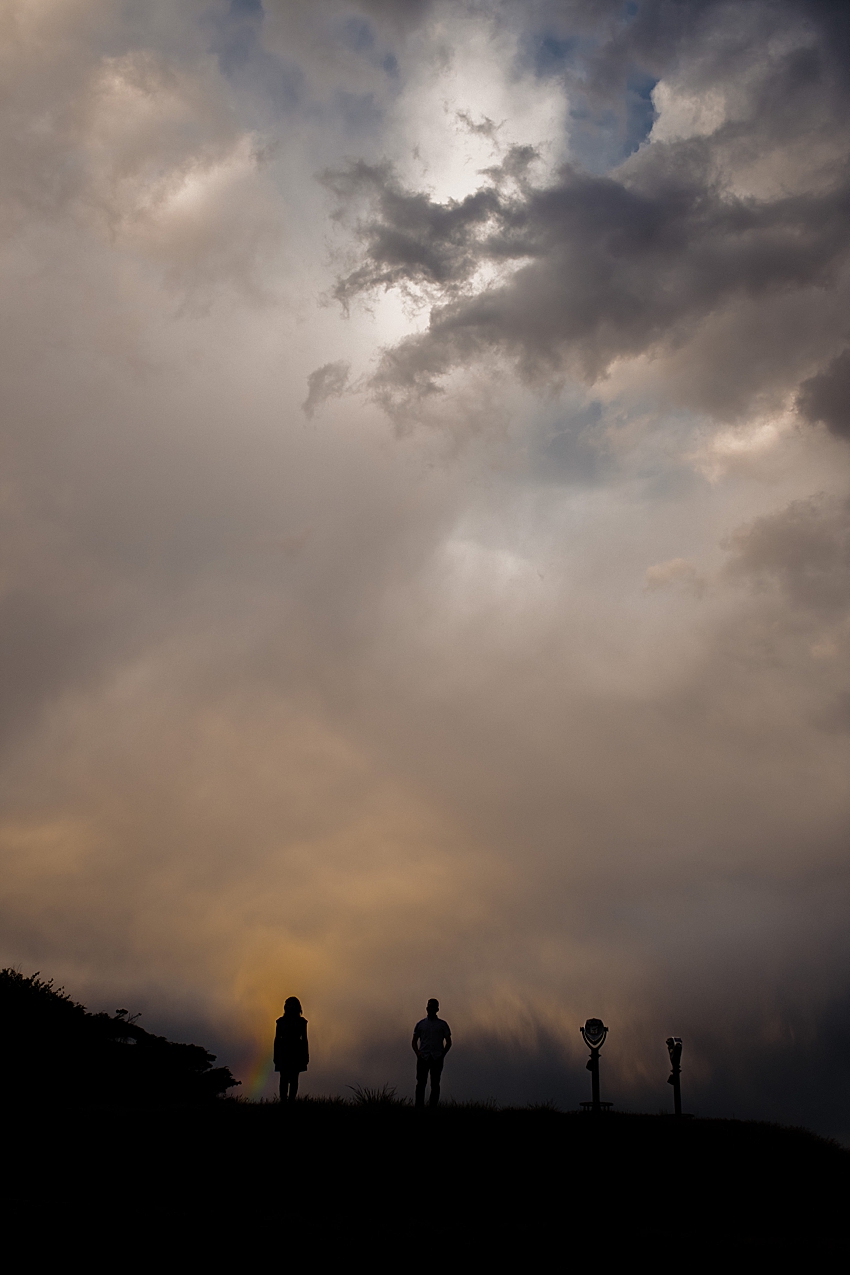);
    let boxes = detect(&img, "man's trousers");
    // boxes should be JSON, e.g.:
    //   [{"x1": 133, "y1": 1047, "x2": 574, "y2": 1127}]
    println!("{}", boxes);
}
[{"x1": 415, "y1": 1056, "x2": 444, "y2": 1108}]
